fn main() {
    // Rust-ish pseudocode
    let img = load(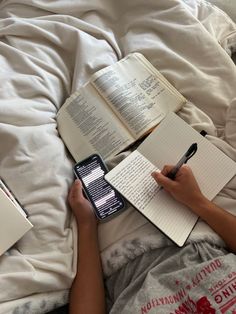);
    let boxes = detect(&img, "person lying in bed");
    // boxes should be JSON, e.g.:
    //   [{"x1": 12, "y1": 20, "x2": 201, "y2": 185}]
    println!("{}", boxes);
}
[{"x1": 68, "y1": 165, "x2": 236, "y2": 314}]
